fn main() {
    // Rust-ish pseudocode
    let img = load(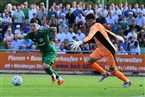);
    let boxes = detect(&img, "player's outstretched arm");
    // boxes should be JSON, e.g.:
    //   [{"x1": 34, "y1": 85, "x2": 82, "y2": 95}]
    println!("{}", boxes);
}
[
  {"x1": 105, "y1": 29, "x2": 124, "y2": 42},
  {"x1": 16, "y1": 34, "x2": 25, "y2": 39},
  {"x1": 51, "y1": 27, "x2": 57, "y2": 41}
]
